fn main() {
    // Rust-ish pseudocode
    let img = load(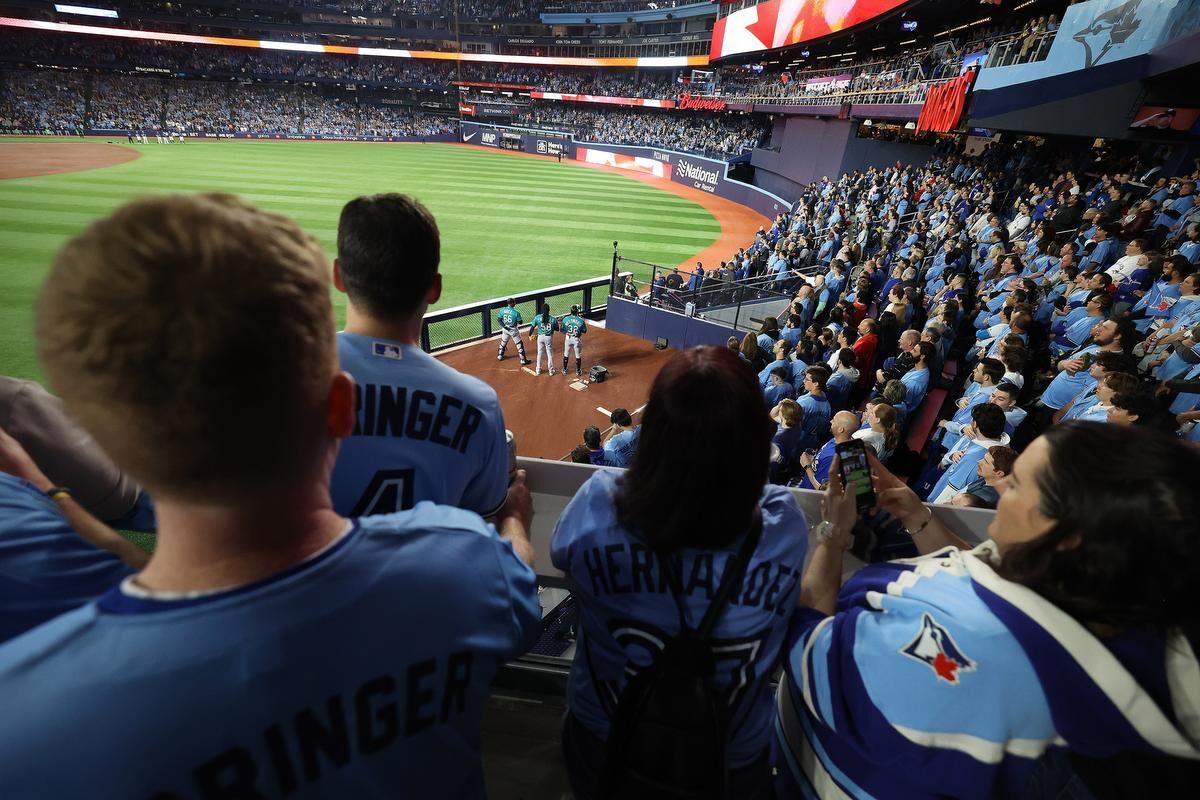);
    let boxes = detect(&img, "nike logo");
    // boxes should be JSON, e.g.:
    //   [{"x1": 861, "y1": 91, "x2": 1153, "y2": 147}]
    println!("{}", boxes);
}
[{"x1": 464, "y1": 131, "x2": 477, "y2": 142}]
